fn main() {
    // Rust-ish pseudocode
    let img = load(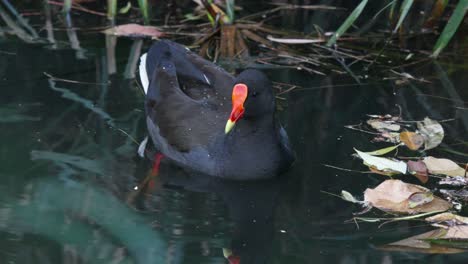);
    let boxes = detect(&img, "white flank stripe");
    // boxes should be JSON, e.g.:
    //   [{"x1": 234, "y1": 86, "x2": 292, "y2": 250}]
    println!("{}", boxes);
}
[
  {"x1": 139, "y1": 53, "x2": 149, "y2": 94},
  {"x1": 203, "y1": 74, "x2": 211, "y2": 85}
]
